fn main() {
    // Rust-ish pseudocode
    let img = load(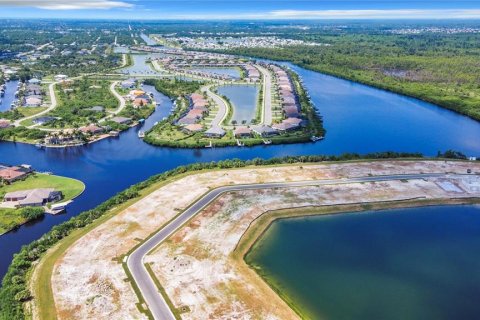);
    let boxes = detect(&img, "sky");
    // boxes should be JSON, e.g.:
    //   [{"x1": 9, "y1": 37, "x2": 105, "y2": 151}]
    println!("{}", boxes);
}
[{"x1": 0, "y1": 0, "x2": 480, "y2": 20}]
